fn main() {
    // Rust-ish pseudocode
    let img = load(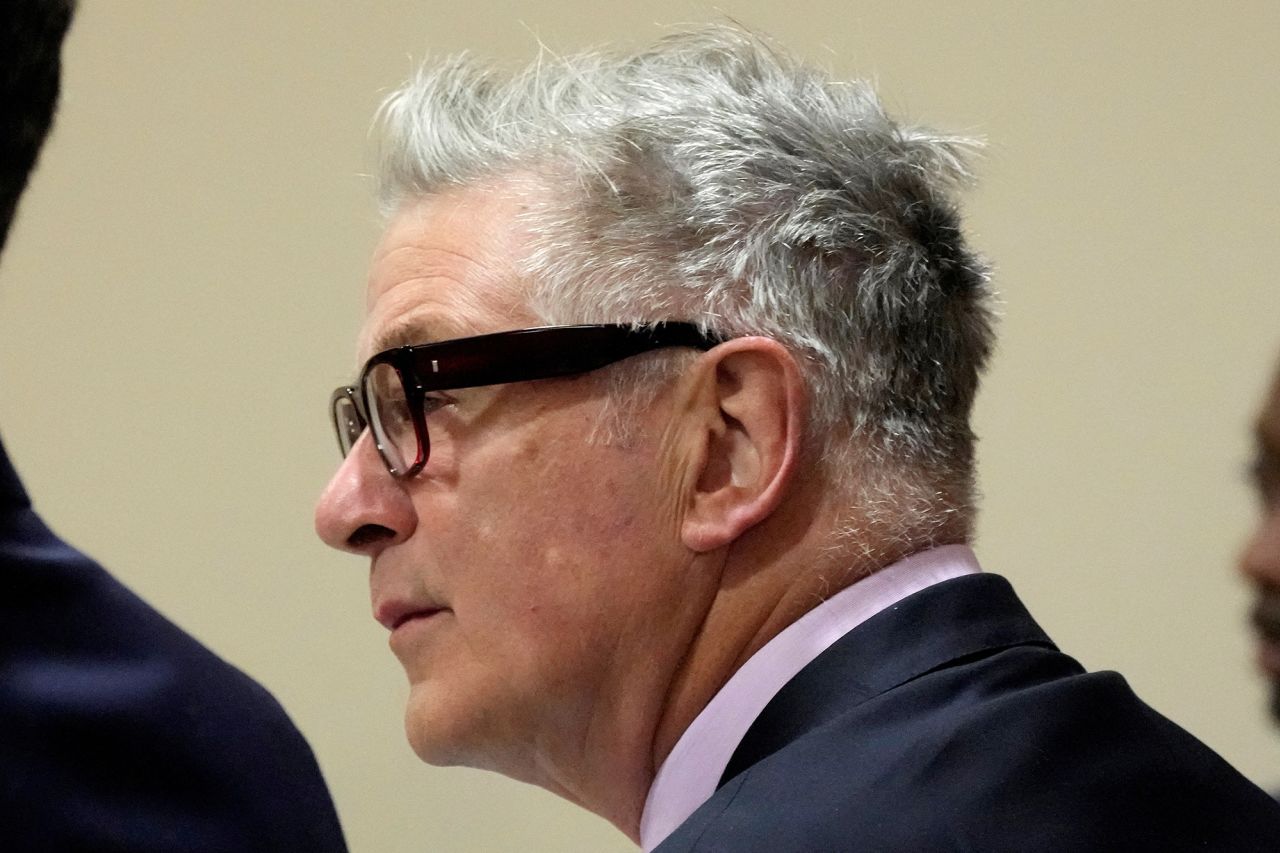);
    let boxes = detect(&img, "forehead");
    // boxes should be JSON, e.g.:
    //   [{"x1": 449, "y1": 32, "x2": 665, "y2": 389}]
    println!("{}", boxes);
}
[{"x1": 359, "y1": 183, "x2": 537, "y2": 360}]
